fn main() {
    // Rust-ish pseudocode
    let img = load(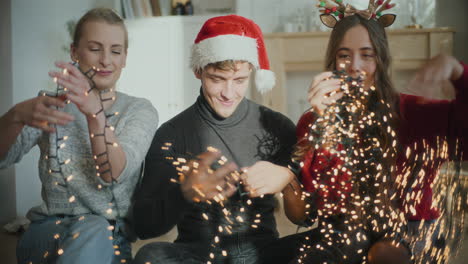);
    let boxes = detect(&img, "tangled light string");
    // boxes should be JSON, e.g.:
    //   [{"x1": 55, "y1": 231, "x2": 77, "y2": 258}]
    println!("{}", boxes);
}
[
  {"x1": 294, "y1": 67, "x2": 406, "y2": 263},
  {"x1": 162, "y1": 145, "x2": 265, "y2": 264},
  {"x1": 38, "y1": 62, "x2": 127, "y2": 263},
  {"x1": 398, "y1": 138, "x2": 466, "y2": 264},
  {"x1": 295, "y1": 67, "x2": 466, "y2": 263}
]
